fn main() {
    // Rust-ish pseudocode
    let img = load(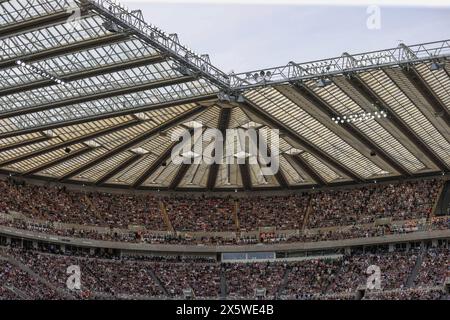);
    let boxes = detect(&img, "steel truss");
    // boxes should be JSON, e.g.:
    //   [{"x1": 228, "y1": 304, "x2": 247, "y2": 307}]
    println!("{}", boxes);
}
[
  {"x1": 86, "y1": 0, "x2": 231, "y2": 90},
  {"x1": 229, "y1": 40, "x2": 450, "y2": 91},
  {"x1": 1, "y1": 1, "x2": 450, "y2": 94},
  {"x1": 1, "y1": 0, "x2": 450, "y2": 189}
]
